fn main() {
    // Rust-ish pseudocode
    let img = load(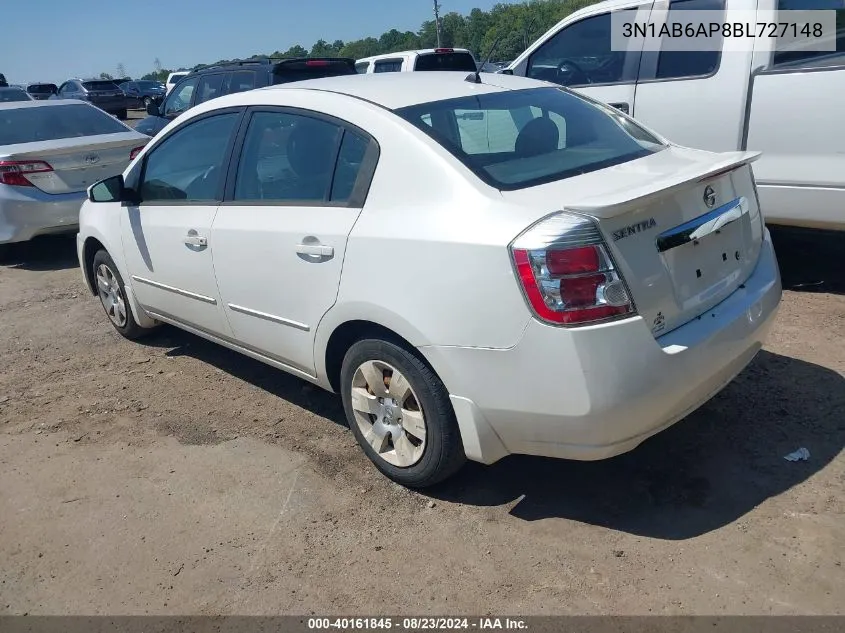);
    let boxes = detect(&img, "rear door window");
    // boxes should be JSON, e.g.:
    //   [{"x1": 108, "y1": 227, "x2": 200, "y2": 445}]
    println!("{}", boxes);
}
[
  {"x1": 652, "y1": 0, "x2": 725, "y2": 80},
  {"x1": 773, "y1": 0, "x2": 845, "y2": 68},
  {"x1": 374, "y1": 59, "x2": 403, "y2": 73},
  {"x1": 228, "y1": 70, "x2": 257, "y2": 94},
  {"x1": 195, "y1": 73, "x2": 226, "y2": 105},
  {"x1": 413, "y1": 51, "x2": 477, "y2": 72}
]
